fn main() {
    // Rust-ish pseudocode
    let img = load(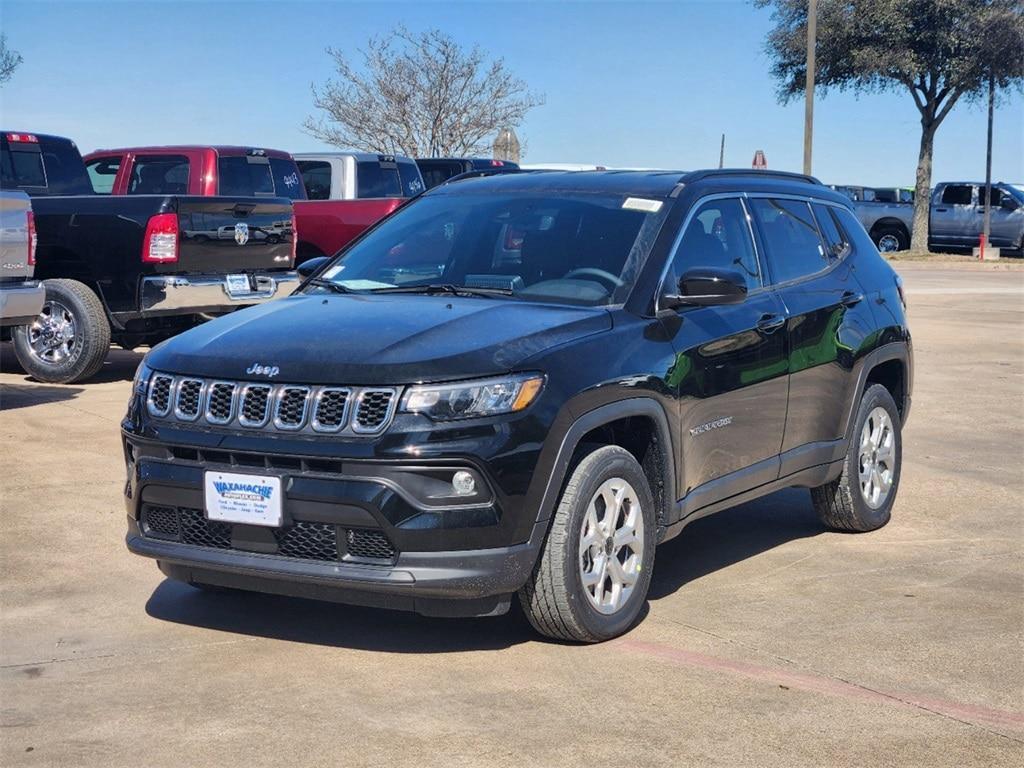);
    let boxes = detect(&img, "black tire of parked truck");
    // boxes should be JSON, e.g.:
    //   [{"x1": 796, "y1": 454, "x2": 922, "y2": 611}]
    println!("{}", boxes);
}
[
  {"x1": 871, "y1": 224, "x2": 910, "y2": 253},
  {"x1": 519, "y1": 445, "x2": 656, "y2": 643},
  {"x1": 811, "y1": 384, "x2": 902, "y2": 532},
  {"x1": 12, "y1": 279, "x2": 110, "y2": 384}
]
